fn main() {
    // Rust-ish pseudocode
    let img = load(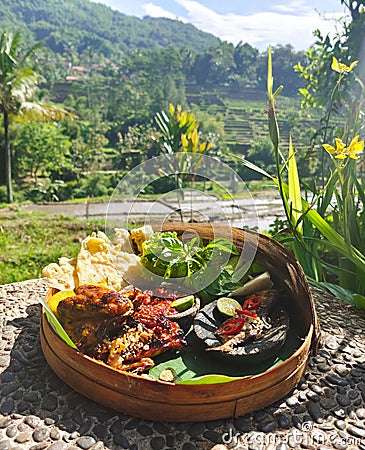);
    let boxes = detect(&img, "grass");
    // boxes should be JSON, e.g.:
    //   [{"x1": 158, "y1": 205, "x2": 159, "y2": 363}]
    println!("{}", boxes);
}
[{"x1": 0, "y1": 209, "x2": 105, "y2": 285}]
